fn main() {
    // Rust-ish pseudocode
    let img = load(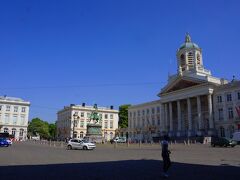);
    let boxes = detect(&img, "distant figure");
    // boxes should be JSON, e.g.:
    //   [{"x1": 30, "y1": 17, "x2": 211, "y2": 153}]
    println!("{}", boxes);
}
[{"x1": 161, "y1": 135, "x2": 171, "y2": 178}]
